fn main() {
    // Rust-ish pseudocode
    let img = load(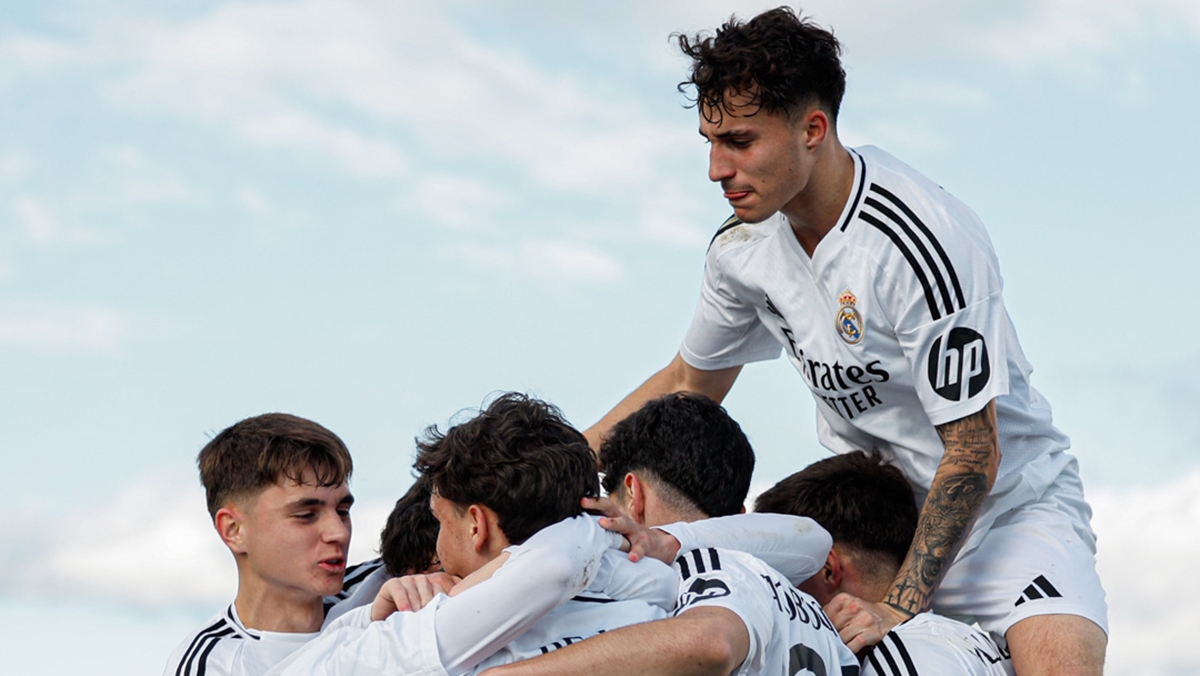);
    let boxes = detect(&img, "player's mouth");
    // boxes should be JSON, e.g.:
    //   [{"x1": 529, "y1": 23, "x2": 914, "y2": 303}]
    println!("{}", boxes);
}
[
  {"x1": 318, "y1": 557, "x2": 346, "y2": 573},
  {"x1": 723, "y1": 188, "x2": 752, "y2": 202}
]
